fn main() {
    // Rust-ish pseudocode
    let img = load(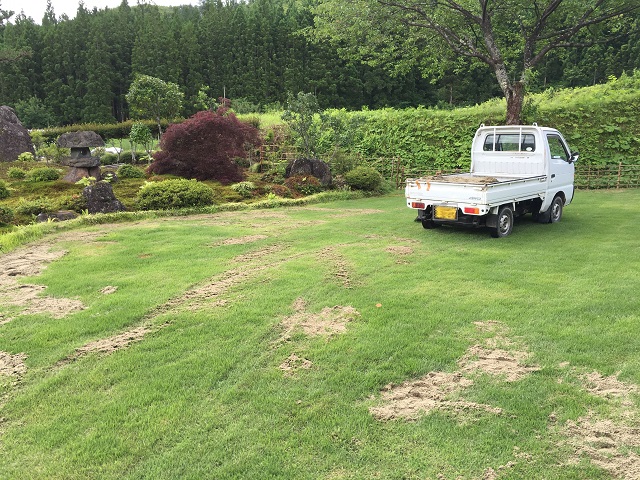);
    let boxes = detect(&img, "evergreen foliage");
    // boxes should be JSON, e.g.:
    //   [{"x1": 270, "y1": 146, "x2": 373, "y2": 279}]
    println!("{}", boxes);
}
[
  {"x1": 1, "y1": 0, "x2": 636, "y2": 126},
  {"x1": 147, "y1": 107, "x2": 261, "y2": 183},
  {"x1": 344, "y1": 166, "x2": 383, "y2": 191}
]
